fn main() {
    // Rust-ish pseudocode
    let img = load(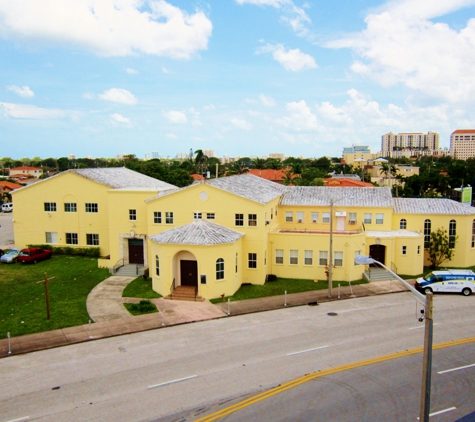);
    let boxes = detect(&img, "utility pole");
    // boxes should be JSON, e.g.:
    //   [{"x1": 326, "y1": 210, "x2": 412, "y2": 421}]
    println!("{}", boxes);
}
[
  {"x1": 36, "y1": 273, "x2": 56, "y2": 320},
  {"x1": 419, "y1": 292, "x2": 434, "y2": 422}
]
